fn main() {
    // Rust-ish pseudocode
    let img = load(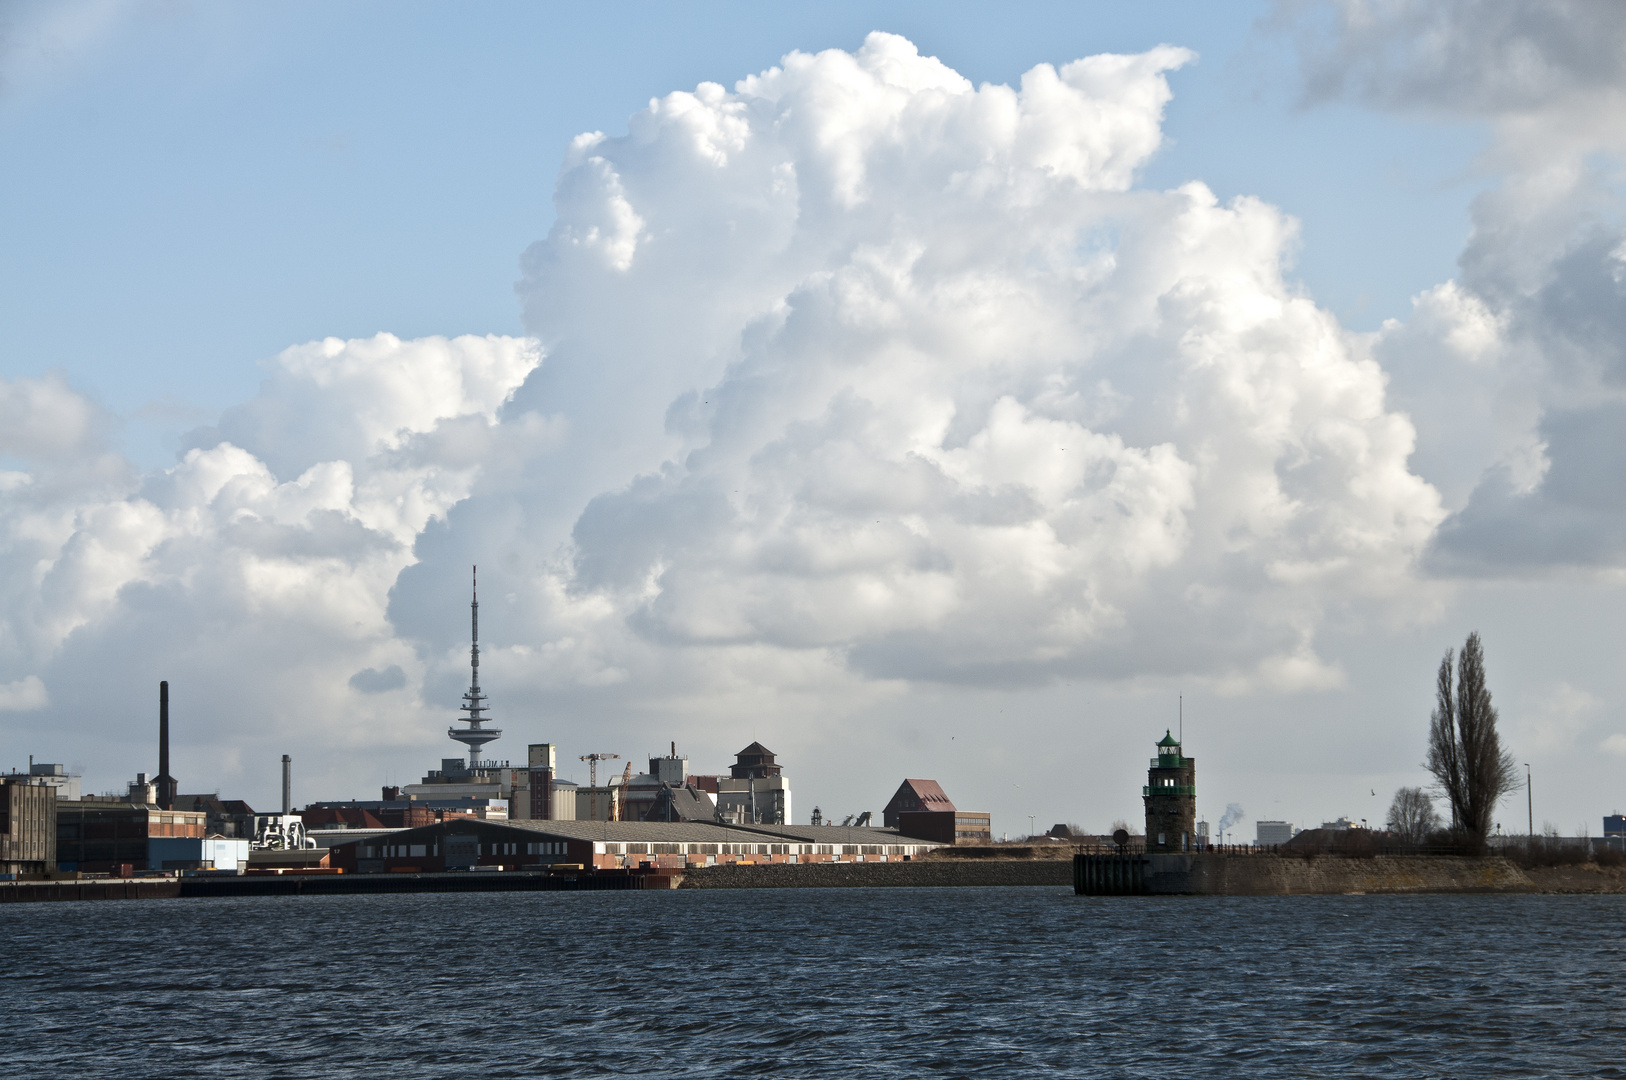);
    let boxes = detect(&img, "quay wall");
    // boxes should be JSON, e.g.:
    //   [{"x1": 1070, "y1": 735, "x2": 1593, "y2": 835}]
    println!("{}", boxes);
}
[
  {"x1": 0, "y1": 879, "x2": 181, "y2": 903},
  {"x1": 678, "y1": 859, "x2": 1073, "y2": 889},
  {"x1": 1126, "y1": 853, "x2": 1532, "y2": 895}
]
